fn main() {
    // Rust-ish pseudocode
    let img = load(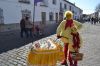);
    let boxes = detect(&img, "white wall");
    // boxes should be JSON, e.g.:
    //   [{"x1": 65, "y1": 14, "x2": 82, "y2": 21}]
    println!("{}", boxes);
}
[
  {"x1": 0, "y1": 0, "x2": 82, "y2": 24},
  {"x1": 59, "y1": 0, "x2": 83, "y2": 20},
  {"x1": 0, "y1": 0, "x2": 34, "y2": 24},
  {"x1": 34, "y1": 0, "x2": 60, "y2": 22}
]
